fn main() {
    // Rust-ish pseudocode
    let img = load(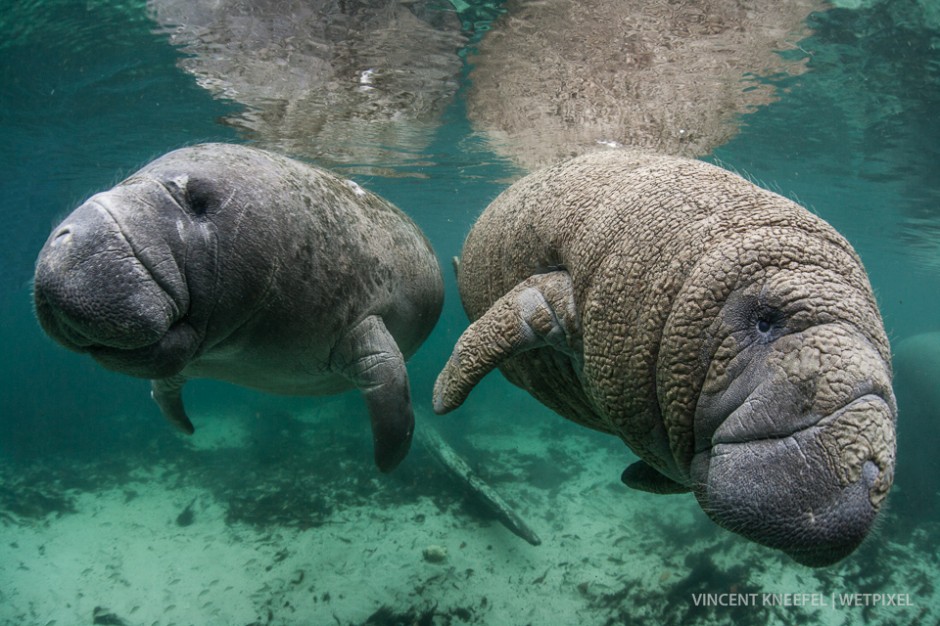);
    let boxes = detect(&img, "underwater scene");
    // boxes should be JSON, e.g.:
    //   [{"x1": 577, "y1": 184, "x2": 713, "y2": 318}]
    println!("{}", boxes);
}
[{"x1": 1, "y1": 0, "x2": 939, "y2": 624}]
